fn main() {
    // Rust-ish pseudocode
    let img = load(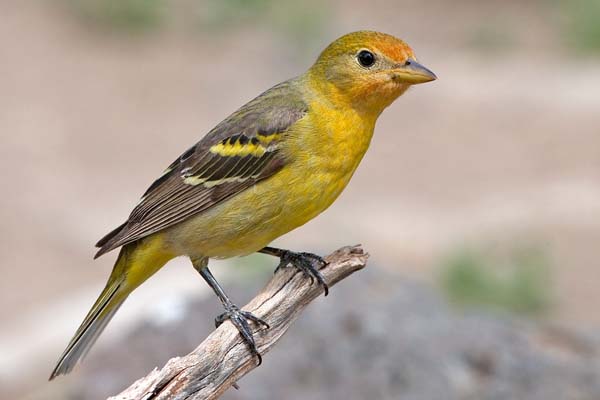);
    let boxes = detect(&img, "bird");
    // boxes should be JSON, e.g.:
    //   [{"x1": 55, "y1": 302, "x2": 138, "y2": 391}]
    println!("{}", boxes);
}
[{"x1": 50, "y1": 30, "x2": 436, "y2": 379}]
